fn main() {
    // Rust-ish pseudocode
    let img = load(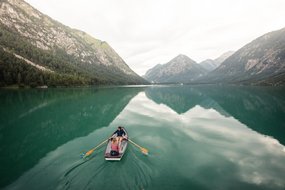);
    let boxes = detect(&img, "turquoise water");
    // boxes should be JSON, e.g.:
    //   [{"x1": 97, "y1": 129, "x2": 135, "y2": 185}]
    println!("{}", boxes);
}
[{"x1": 0, "y1": 85, "x2": 285, "y2": 190}]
